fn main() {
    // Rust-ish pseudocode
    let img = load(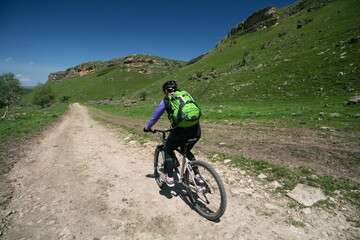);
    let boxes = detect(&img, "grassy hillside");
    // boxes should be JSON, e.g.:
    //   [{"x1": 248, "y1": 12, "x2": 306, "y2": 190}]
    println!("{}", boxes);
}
[
  {"x1": 89, "y1": 0, "x2": 359, "y2": 128},
  {"x1": 44, "y1": 54, "x2": 185, "y2": 102},
  {"x1": 142, "y1": 0, "x2": 359, "y2": 104},
  {"x1": 38, "y1": 0, "x2": 359, "y2": 126}
]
